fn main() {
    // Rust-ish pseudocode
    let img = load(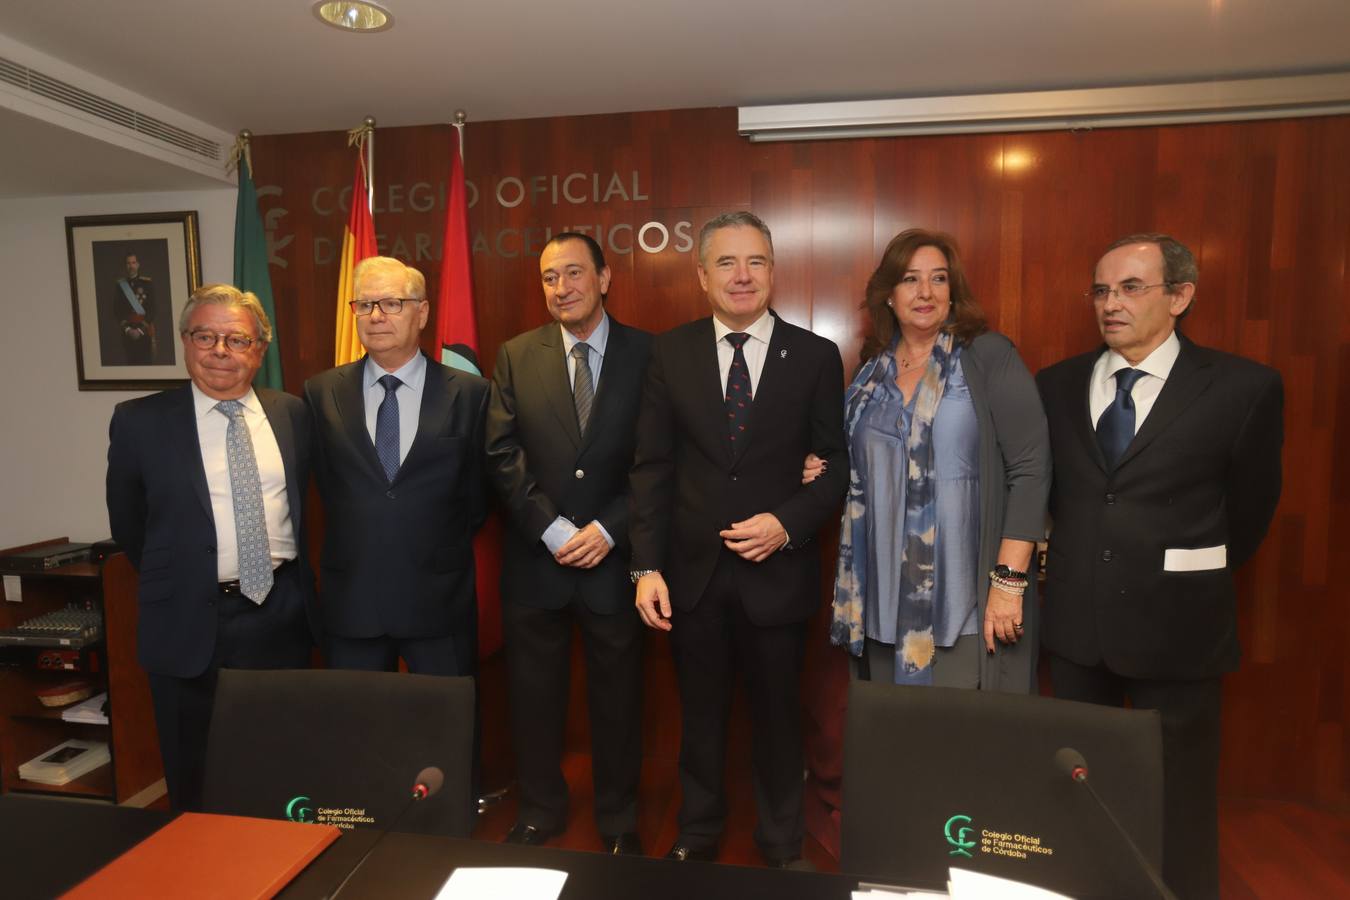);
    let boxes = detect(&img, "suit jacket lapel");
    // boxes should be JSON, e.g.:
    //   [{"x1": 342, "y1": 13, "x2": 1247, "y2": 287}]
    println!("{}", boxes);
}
[
  {"x1": 1067, "y1": 352, "x2": 1108, "y2": 472},
  {"x1": 688, "y1": 318, "x2": 732, "y2": 461},
  {"x1": 398, "y1": 355, "x2": 452, "y2": 482},
  {"x1": 173, "y1": 386, "x2": 214, "y2": 523},
  {"x1": 746, "y1": 314, "x2": 793, "y2": 453},
  {"x1": 583, "y1": 317, "x2": 633, "y2": 452},
  {"x1": 534, "y1": 325, "x2": 582, "y2": 450},
  {"x1": 257, "y1": 390, "x2": 301, "y2": 533},
  {"x1": 1115, "y1": 336, "x2": 1212, "y2": 470},
  {"x1": 333, "y1": 359, "x2": 385, "y2": 481}
]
